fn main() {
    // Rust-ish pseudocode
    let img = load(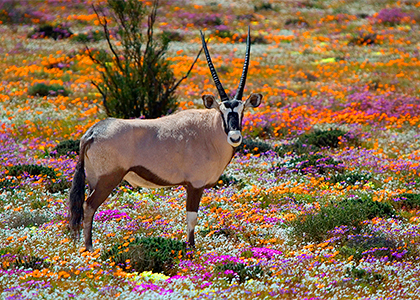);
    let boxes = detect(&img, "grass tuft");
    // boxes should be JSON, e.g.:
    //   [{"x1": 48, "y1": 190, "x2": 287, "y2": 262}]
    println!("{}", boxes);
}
[
  {"x1": 101, "y1": 236, "x2": 185, "y2": 275},
  {"x1": 236, "y1": 138, "x2": 273, "y2": 155},
  {"x1": 8, "y1": 211, "x2": 50, "y2": 229},
  {"x1": 288, "y1": 196, "x2": 395, "y2": 242},
  {"x1": 51, "y1": 139, "x2": 80, "y2": 157},
  {"x1": 28, "y1": 83, "x2": 69, "y2": 97},
  {"x1": 329, "y1": 172, "x2": 372, "y2": 186},
  {"x1": 276, "y1": 129, "x2": 353, "y2": 156},
  {"x1": 345, "y1": 266, "x2": 385, "y2": 285},
  {"x1": 282, "y1": 153, "x2": 343, "y2": 175},
  {"x1": 340, "y1": 233, "x2": 408, "y2": 261},
  {"x1": 12, "y1": 255, "x2": 51, "y2": 270},
  {"x1": 214, "y1": 262, "x2": 265, "y2": 283},
  {"x1": 391, "y1": 193, "x2": 420, "y2": 210},
  {"x1": 6, "y1": 164, "x2": 56, "y2": 179}
]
